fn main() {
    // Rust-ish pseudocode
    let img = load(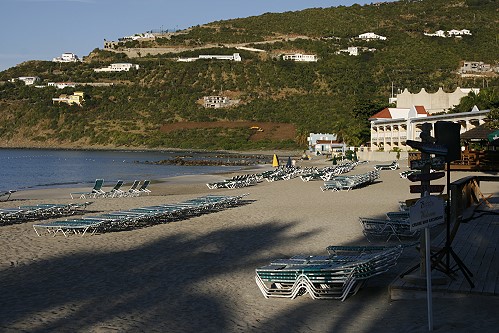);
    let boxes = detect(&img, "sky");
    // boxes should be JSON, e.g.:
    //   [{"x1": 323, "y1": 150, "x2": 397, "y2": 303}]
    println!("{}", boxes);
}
[{"x1": 1, "y1": 0, "x2": 395, "y2": 71}]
